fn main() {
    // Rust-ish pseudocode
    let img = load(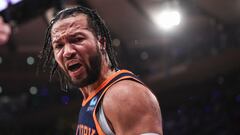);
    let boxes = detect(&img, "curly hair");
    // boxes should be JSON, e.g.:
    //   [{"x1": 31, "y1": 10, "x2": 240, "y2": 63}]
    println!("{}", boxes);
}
[{"x1": 38, "y1": 6, "x2": 118, "y2": 91}]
